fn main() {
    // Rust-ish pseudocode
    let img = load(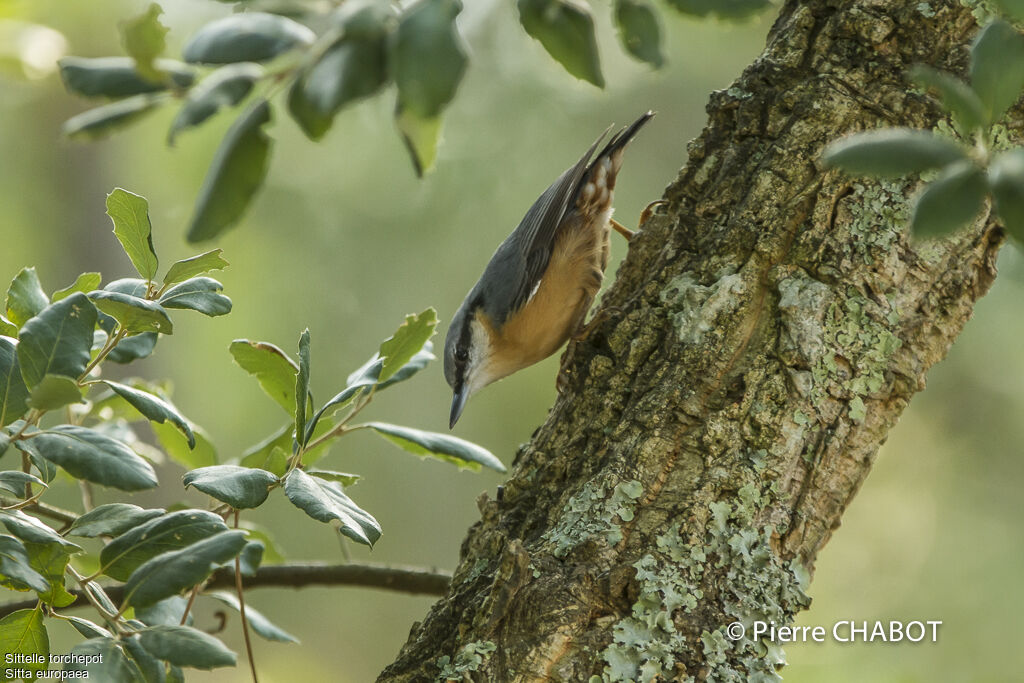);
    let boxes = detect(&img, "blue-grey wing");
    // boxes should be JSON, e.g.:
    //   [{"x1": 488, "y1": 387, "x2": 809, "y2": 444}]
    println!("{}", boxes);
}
[{"x1": 500, "y1": 134, "x2": 608, "y2": 319}]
